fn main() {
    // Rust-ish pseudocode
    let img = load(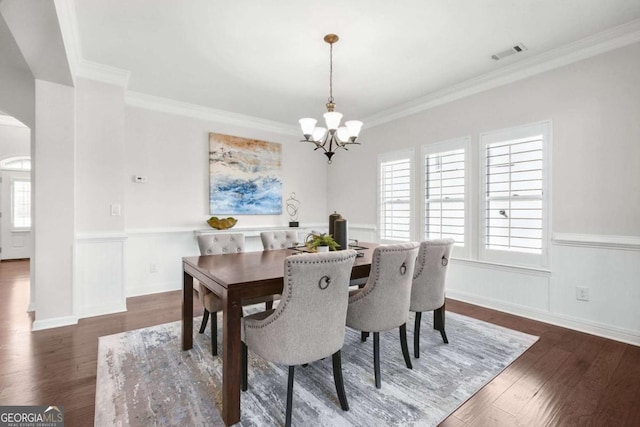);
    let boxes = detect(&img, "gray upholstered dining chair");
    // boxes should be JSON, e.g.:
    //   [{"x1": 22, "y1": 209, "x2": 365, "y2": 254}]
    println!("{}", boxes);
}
[
  {"x1": 260, "y1": 230, "x2": 298, "y2": 250},
  {"x1": 241, "y1": 250, "x2": 358, "y2": 427},
  {"x1": 196, "y1": 233, "x2": 276, "y2": 356},
  {"x1": 410, "y1": 238, "x2": 455, "y2": 357},
  {"x1": 346, "y1": 242, "x2": 419, "y2": 389}
]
